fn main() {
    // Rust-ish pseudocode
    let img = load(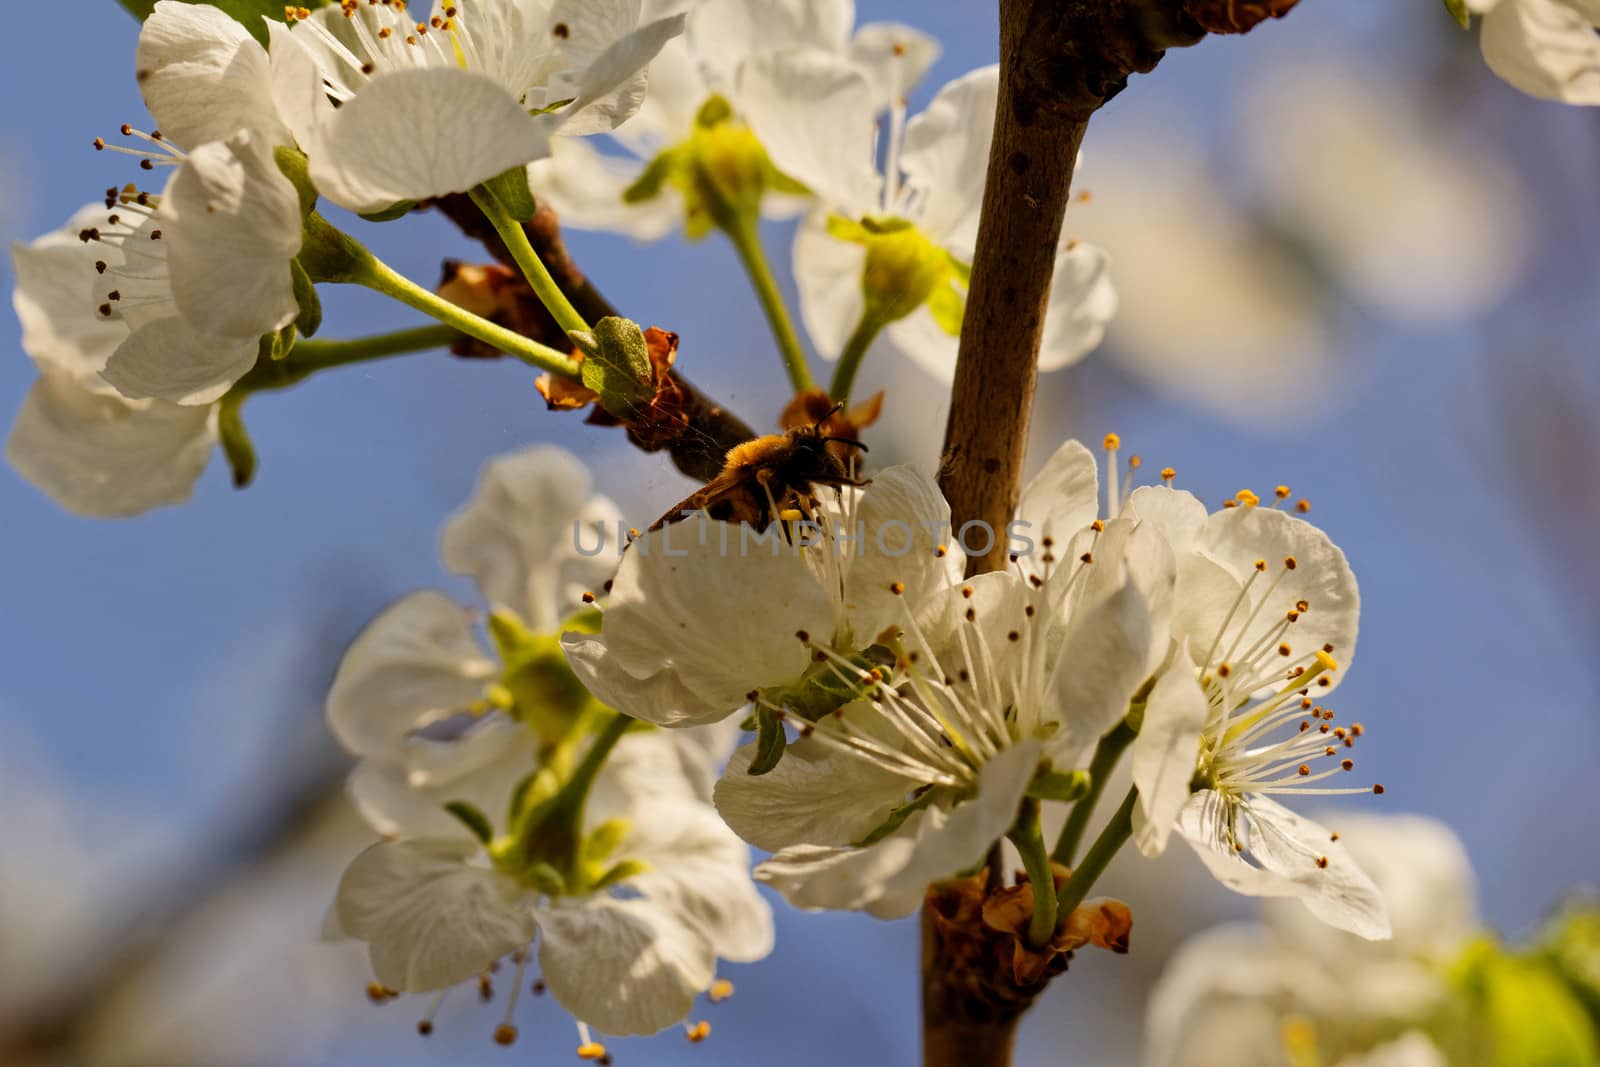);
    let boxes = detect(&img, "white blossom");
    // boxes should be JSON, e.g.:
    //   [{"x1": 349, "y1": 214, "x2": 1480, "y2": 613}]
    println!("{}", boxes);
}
[
  {"x1": 1469, "y1": 0, "x2": 1600, "y2": 105},
  {"x1": 738, "y1": 61, "x2": 1115, "y2": 382},
  {"x1": 267, "y1": 0, "x2": 686, "y2": 214},
  {"x1": 561, "y1": 465, "x2": 954, "y2": 728},
  {"x1": 530, "y1": 0, "x2": 939, "y2": 239},
  {"x1": 1126, "y1": 485, "x2": 1390, "y2": 939},
  {"x1": 1144, "y1": 814, "x2": 1474, "y2": 1067}
]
